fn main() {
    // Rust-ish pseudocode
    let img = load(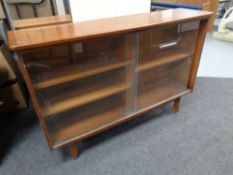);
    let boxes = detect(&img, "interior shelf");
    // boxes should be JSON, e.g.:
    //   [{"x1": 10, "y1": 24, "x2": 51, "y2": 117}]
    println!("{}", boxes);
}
[
  {"x1": 42, "y1": 82, "x2": 129, "y2": 117},
  {"x1": 46, "y1": 78, "x2": 191, "y2": 149},
  {"x1": 46, "y1": 95, "x2": 126, "y2": 148},
  {"x1": 32, "y1": 50, "x2": 190, "y2": 89},
  {"x1": 137, "y1": 79, "x2": 191, "y2": 110},
  {"x1": 138, "y1": 51, "x2": 190, "y2": 72},
  {"x1": 33, "y1": 59, "x2": 127, "y2": 89}
]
